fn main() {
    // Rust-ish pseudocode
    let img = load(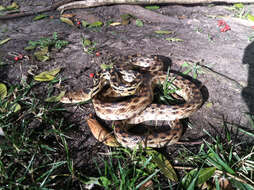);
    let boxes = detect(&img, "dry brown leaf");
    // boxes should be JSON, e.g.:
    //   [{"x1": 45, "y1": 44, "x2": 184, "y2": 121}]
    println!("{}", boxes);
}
[
  {"x1": 110, "y1": 22, "x2": 121, "y2": 26},
  {"x1": 87, "y1": 117, "x2": 120, "y2": 147},
  {"x1": 139, "y1": 180, "x2": 153, "y2": 190},
  {"x1": 61, "y1": 13, "x2": 76, "y2": 18}
]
